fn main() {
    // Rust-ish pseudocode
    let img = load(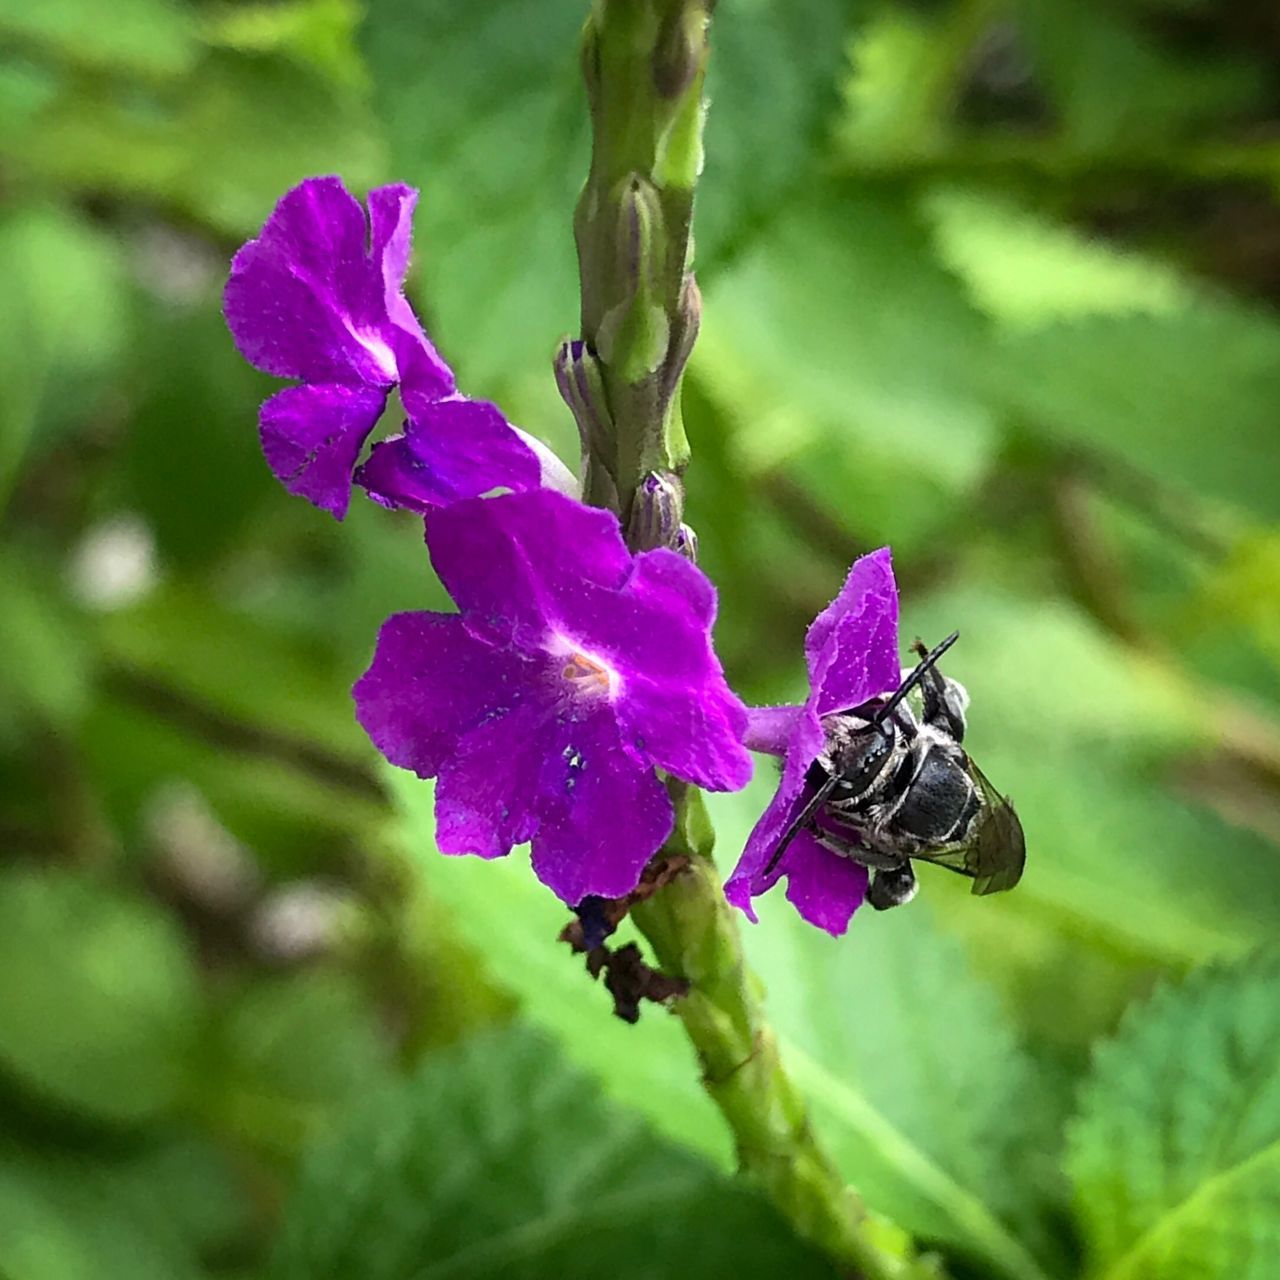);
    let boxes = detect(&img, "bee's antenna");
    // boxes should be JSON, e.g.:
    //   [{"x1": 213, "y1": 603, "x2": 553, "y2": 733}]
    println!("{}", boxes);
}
[
  {"x1": 871, "y1": 630, "x2": 960, "y2": 727},
  {"x1": 760, "y1": 771, "x2": 841, "y2": 880}
]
